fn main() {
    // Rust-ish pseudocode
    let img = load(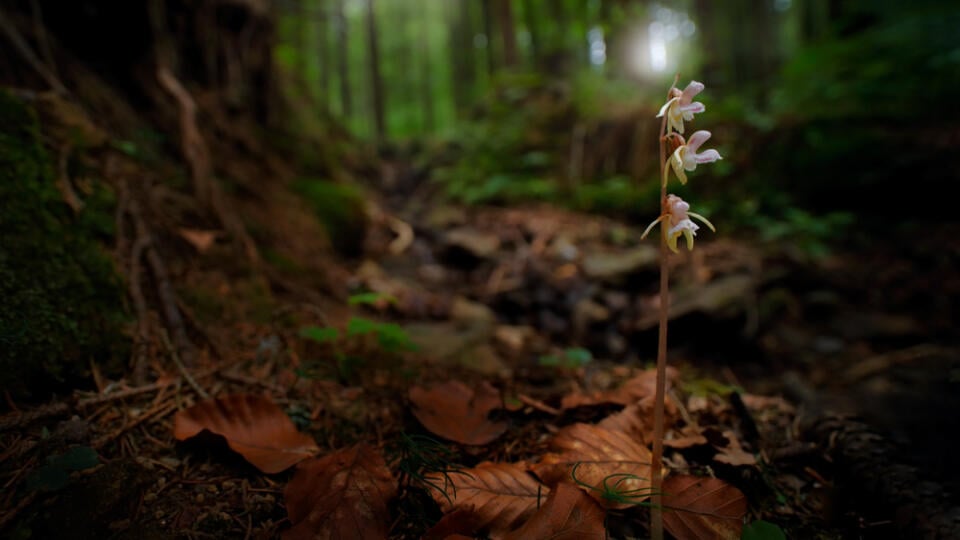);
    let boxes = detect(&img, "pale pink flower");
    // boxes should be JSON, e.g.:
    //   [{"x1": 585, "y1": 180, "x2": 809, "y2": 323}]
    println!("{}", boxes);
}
[
  {"x1": 641, "y1": 194, "x2": 715, "y2": 252},
  {"x1": 656, "y1": 81, "x2": 706, "y2": 134},
  {"x1": 668, "y1": 130, "x2": 722, "y2": 186}
]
